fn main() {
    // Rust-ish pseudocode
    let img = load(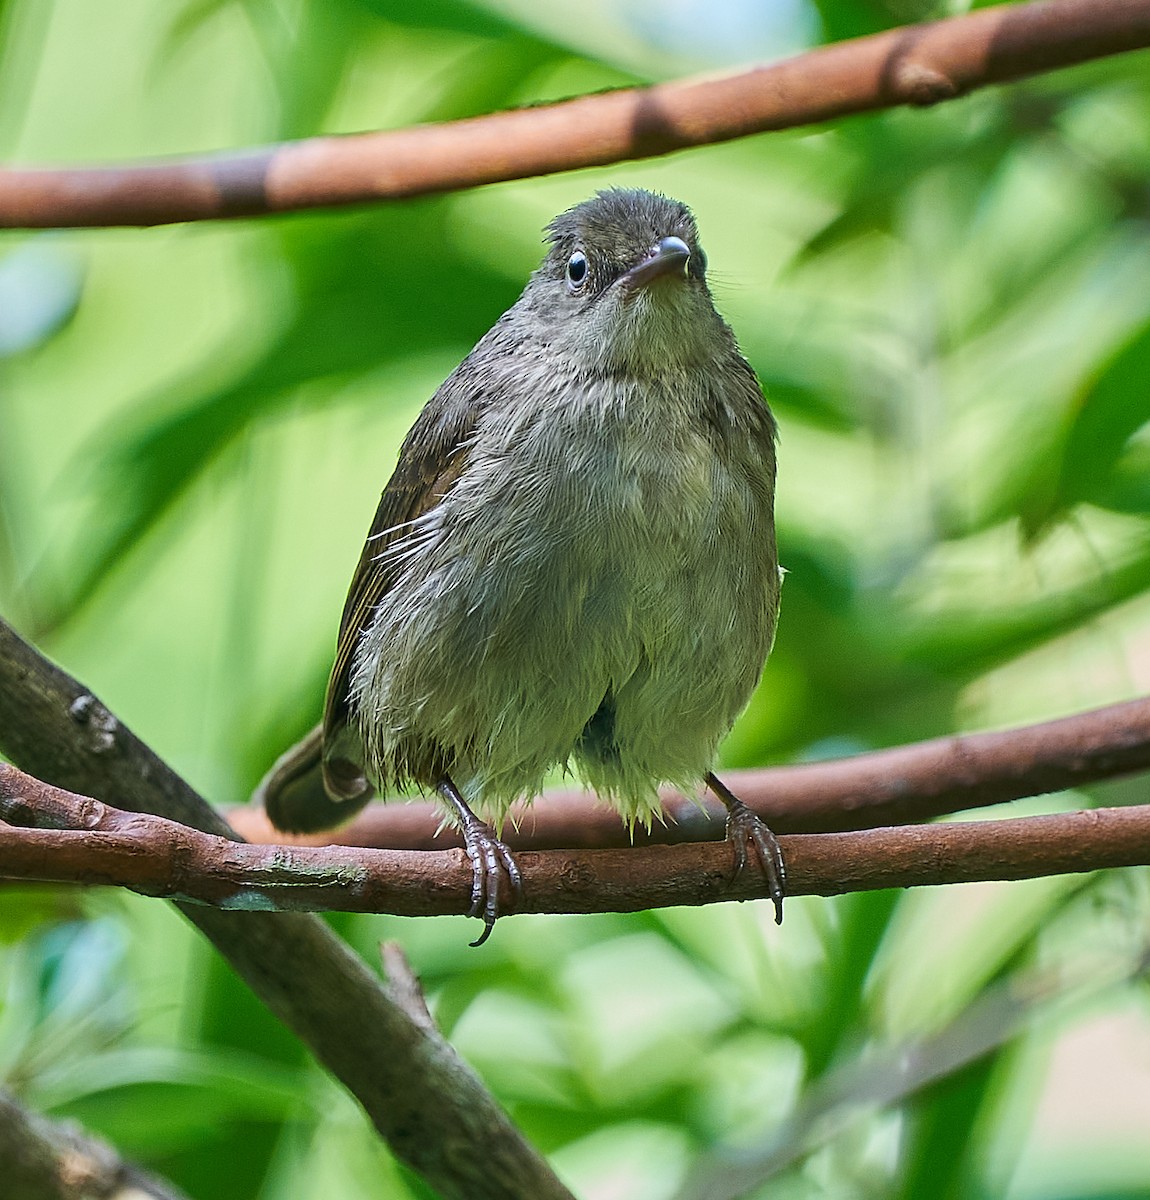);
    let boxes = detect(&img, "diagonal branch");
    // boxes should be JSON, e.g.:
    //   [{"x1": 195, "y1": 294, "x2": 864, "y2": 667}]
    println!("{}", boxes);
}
[
  {"x1": 4, "y1": 761, "x2": 1150, "y2": 915},
  {"x1": 0, "y1": 1087, "x2": 191, "y2": 1200},
  {"x1": 229, "y1": 695, "x2": 1150, "y2": 851},
  {"x1": 0, "y1": 619, "x2": 574, "y2": 1200},
  {"x1": 2, "y1": 0, "x2": 1149, "y2": 229}
]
